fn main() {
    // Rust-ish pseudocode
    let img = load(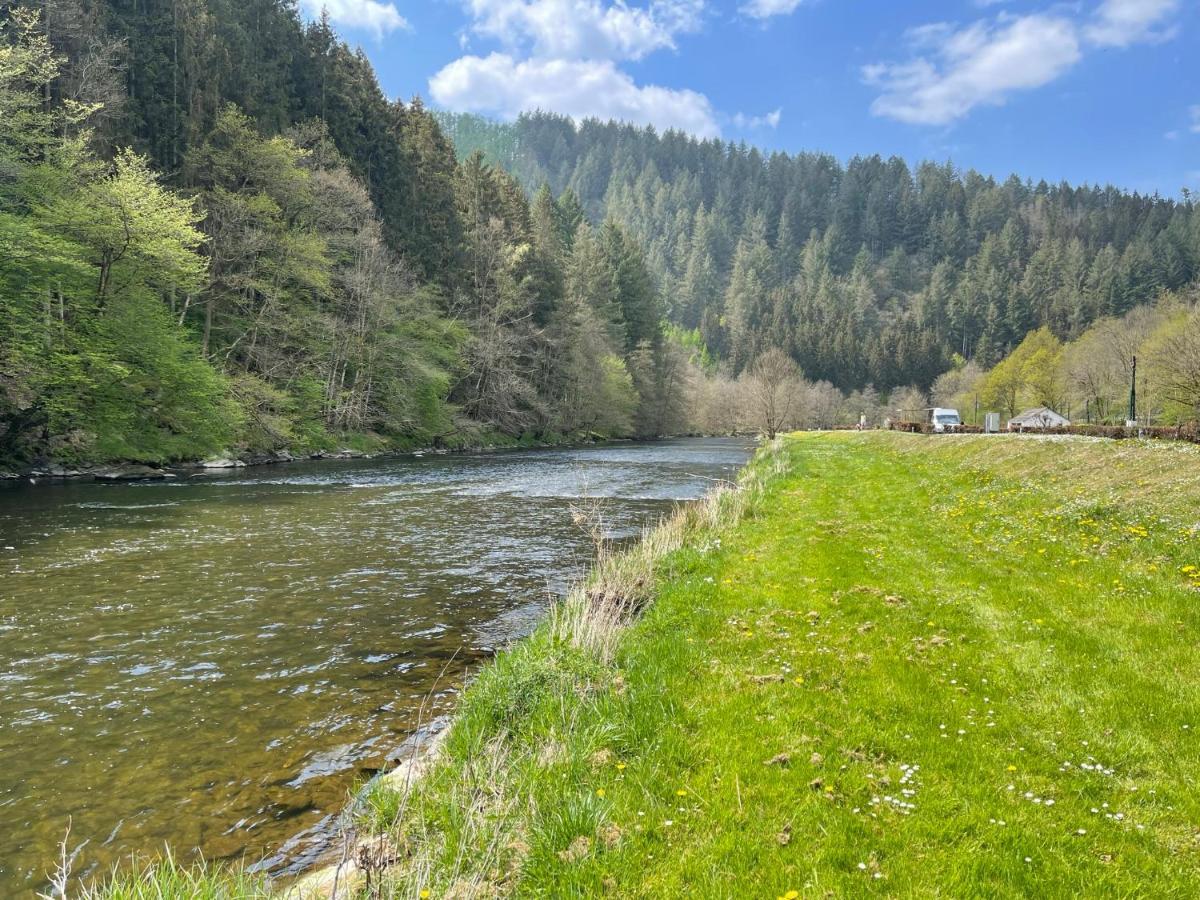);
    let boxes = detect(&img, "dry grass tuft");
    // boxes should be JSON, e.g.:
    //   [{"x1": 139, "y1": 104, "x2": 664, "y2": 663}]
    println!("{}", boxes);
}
[{"x1": 552, "y1": 438, "x2": 780, "y2": 663}]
